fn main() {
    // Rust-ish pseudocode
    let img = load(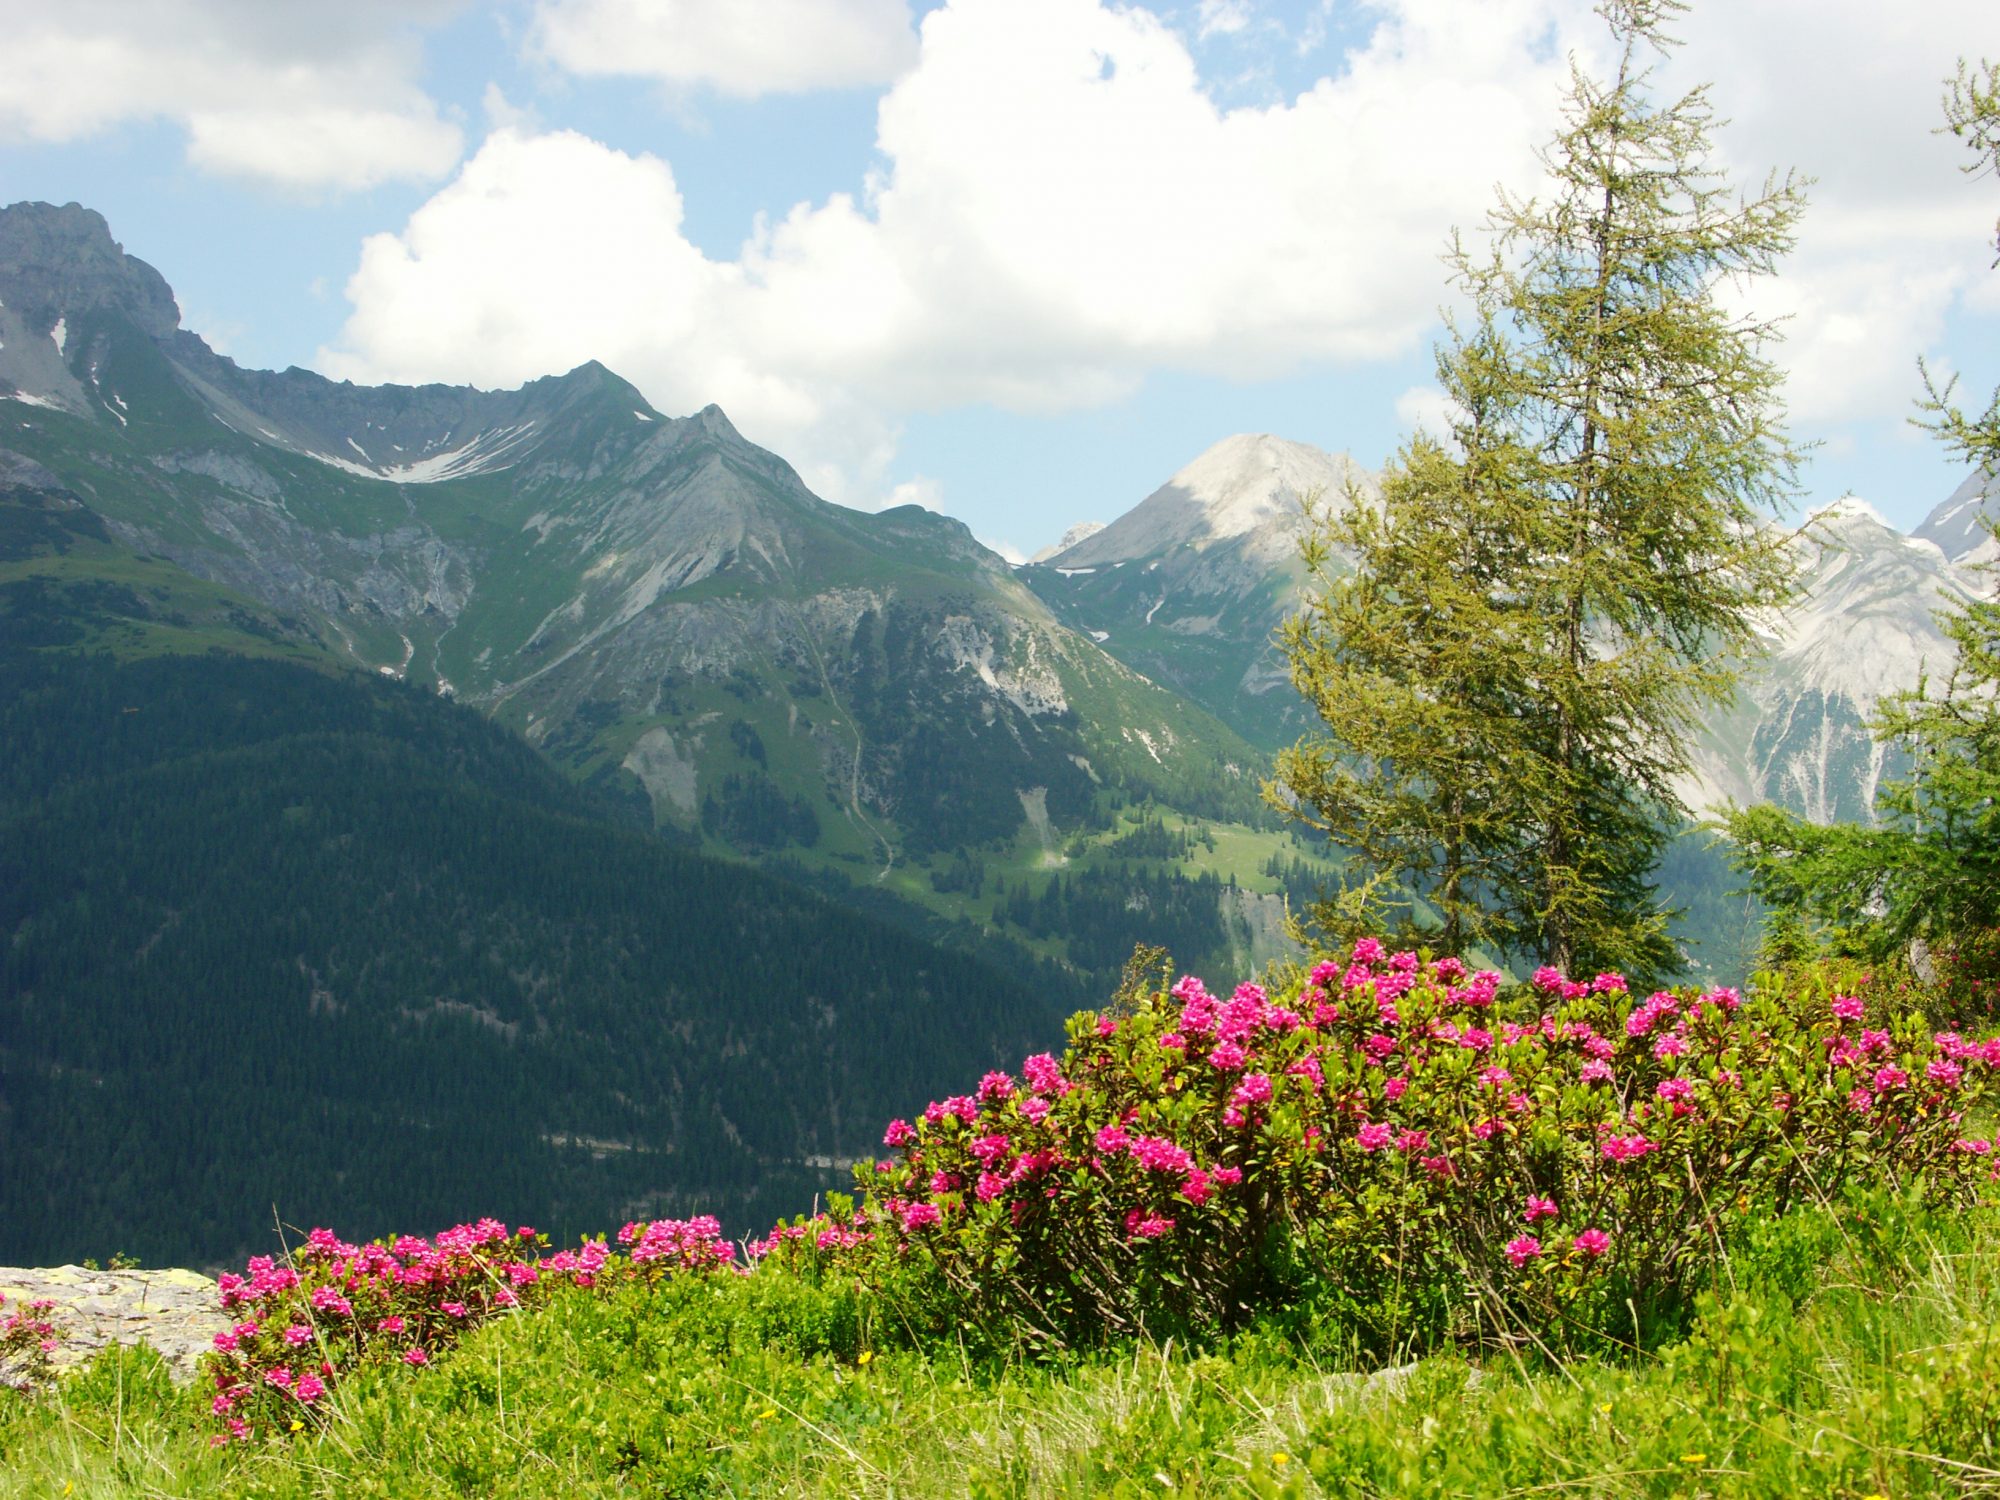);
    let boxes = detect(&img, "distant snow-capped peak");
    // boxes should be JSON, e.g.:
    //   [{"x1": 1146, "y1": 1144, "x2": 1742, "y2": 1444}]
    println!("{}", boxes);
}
[
  {"x1": 1031, "y1": 521, "x2": 1106, "y2": 564},
  {"x1": 1049, "y1": 434, "x2": 1367, "y2": 568}
]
